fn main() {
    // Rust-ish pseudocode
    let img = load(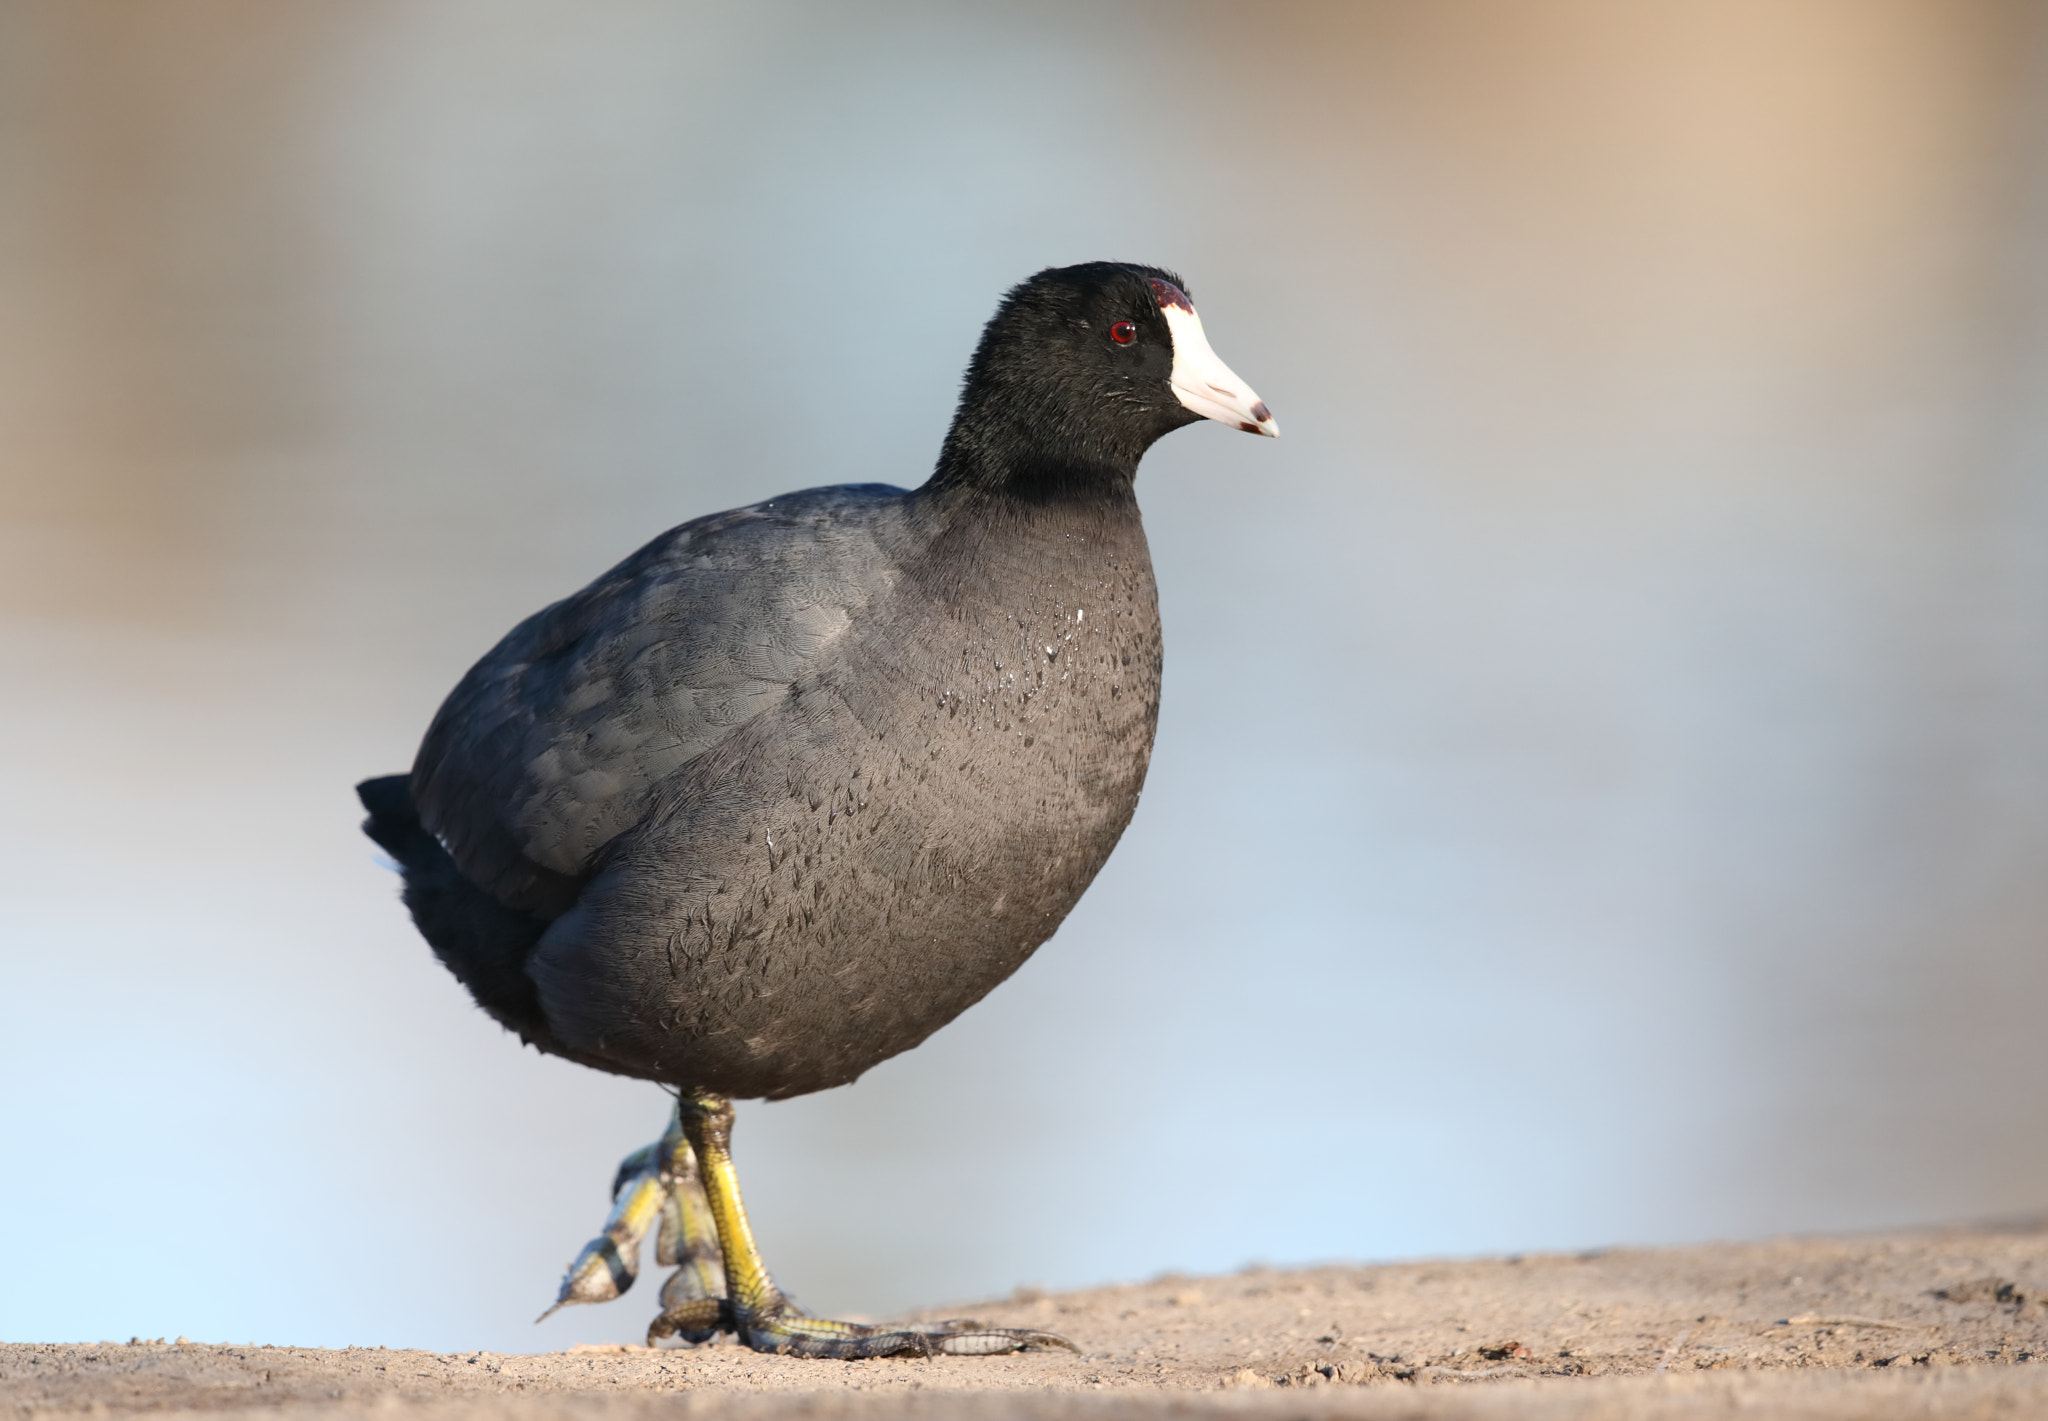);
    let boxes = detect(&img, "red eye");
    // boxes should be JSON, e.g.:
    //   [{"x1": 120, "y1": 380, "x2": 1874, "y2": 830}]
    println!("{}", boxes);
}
[{"x1": 1109, "y1": 321, "x2": 1138, "y2": 346}]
